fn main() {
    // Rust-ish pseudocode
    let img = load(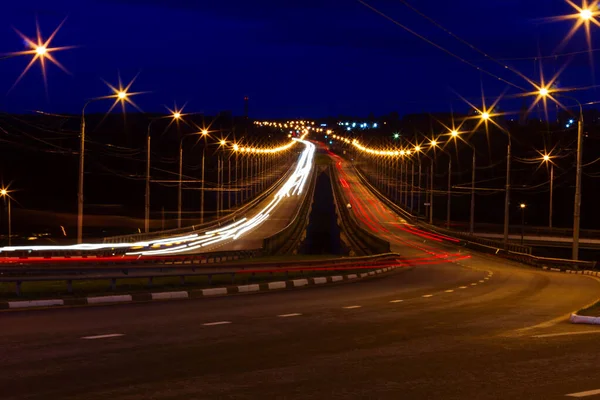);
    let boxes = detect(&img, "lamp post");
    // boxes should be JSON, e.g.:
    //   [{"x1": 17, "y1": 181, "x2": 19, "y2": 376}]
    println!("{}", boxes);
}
[
  {"x1": 78, "y1": 89, "x2": 130, "y2": 243},
  {"x1": 428, "y1": 139, "x2": 452, "y2": 228},
  {"x1": 479, "y1": 111, "x2": 511, "y2": 249},
  {"x1": 520, "y1": 203, "x2": 526, "y2": 245},
  {"x1": 178, "y1": 132, "x2": 205, "y2": 228},
  {"x1": 542, "y1": 154, "x2": 554, "y2": 229},
  {"x1": 449, "y1": 129, "x2": 477, "y2": 235},
  {"x1": 200, "y1": 129, "x2": 209, "y2": 224},
  {"x1": 1, "y1": 189, "x2": 11, "y2": 246},
  {"x1": 145, "y1": 111, "x2": 182, "y2": 233},
  {"x1": 538, "y1": 90, "x2": 584, "y2": 259}
]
